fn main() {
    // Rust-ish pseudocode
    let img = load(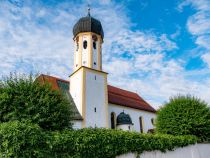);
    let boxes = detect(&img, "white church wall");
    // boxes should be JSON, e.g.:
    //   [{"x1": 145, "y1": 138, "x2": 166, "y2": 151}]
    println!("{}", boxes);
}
[
  {"x1": 70, "y1": 70, "x2": 83, "y2": 115},
  {"x1": 72, "y1": 120, "x2": 82, "y2": 129},
  {"x1": 117, "y1": 124, "x2": 133, "y2": 131},
  {"x1": 85, "y1": 70, "x2": 107, "y2": 128},
  {"x1": 92, "y1": 40, "x2": 98, "y2": 69},
  {"x1": 82, "y1": 35, "x2": 89, "y2": 67},
  {"x1": 74, "y1": 39, "x2": 79, "y2": 69},
  {"x1": 116, "y1": 144, "x2": 210, "y2": 158},
  {"x1": 108, "y1": 104, "x2": 156, "y2": 133}
]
